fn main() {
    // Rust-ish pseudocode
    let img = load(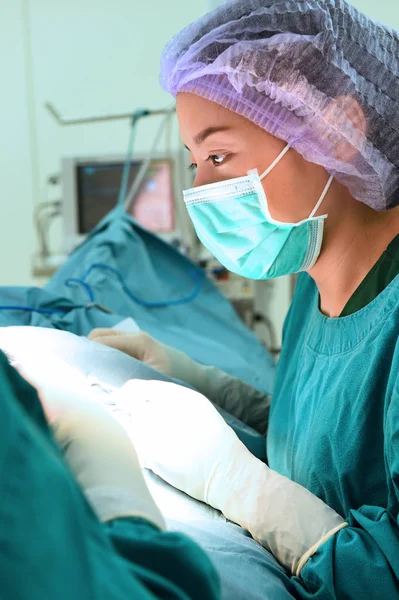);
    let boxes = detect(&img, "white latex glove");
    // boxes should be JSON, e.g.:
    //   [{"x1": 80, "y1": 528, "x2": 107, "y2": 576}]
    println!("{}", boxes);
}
[
  {"x1": 88, "y1": 329, "x2": 173, "y2": 375},
  {"x1": 112, "y1": 379, "x2": 347, "y2": 575},
  {"x1": 15, "y1": 352, "x2": 165, "y2": 530},
  {"x1": 89, "y1": 329, "x2": 270, "y2": 434}
]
